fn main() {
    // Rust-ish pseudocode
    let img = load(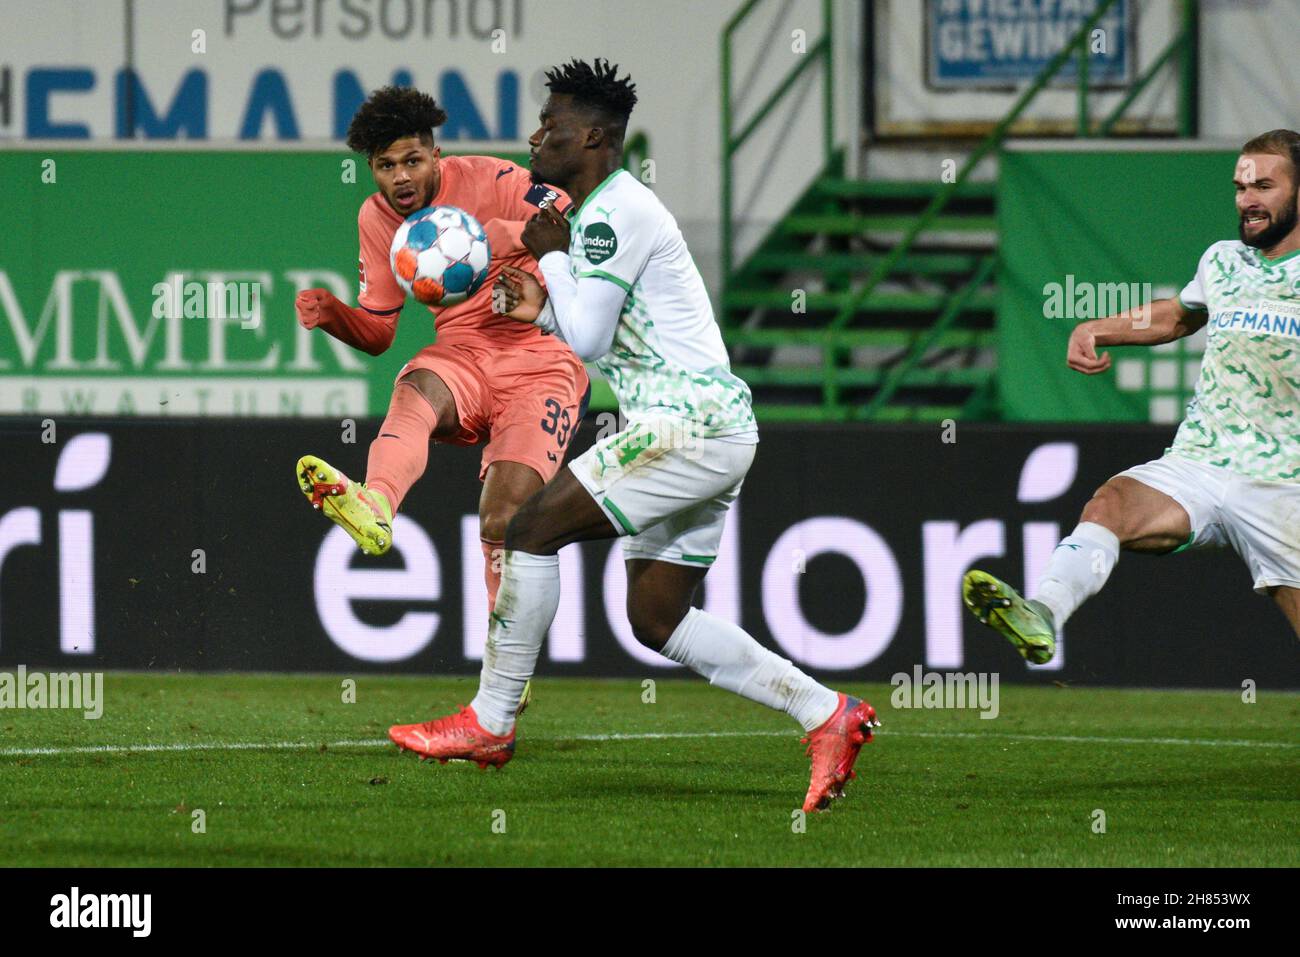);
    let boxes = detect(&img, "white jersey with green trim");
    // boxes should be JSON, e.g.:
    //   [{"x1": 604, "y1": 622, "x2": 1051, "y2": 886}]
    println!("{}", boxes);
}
[
  {"x1": 1173, "y1": 240, "x2": 1300, "y2": 482},
  {"x1": 566, "y1": 169, "x2": 757, "y2": 439}
]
